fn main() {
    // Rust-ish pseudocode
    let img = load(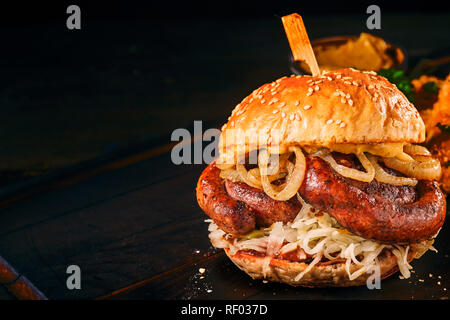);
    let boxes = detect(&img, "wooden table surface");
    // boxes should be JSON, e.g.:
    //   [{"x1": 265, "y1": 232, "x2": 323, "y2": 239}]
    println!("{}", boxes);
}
[
  {"x1": 0, "y1": 138, "x2": 448, "y2": 300},
  {"x1": 0, "y1": 8, "x2": 449, "y2": 300}
]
